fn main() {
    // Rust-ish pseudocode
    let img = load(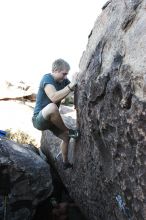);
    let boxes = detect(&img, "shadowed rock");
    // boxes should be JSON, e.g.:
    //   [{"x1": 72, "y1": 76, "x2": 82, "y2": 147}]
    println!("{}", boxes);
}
[{"x1": 0, "y1": 137, "x2": 53, "y2": 220}]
